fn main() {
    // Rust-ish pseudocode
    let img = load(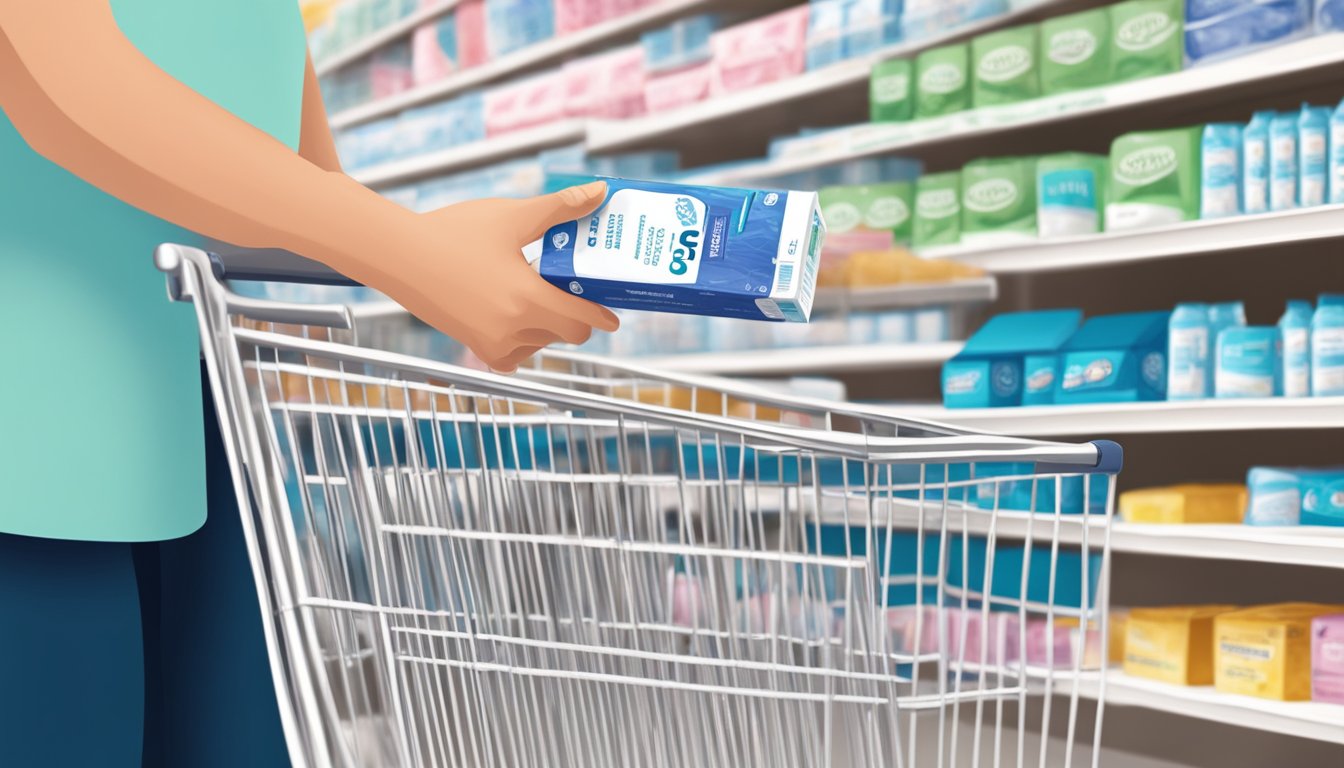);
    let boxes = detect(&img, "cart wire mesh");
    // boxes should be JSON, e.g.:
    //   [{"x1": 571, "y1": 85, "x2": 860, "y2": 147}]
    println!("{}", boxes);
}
[{"x1": 157, "y1": 244, "x2": 1121, "y2": 768}]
